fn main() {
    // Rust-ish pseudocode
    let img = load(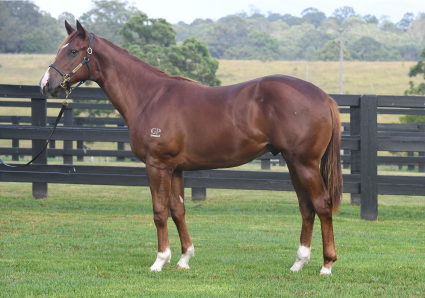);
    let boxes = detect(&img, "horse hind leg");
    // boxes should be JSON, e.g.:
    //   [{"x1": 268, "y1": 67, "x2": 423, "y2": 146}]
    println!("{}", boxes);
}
[
  {"x1": 287, "y1": 161, "x2": 337, "y2": 275},
  {"x1": 169, "y1": 170, "x2": 194, "y2": 269}
]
